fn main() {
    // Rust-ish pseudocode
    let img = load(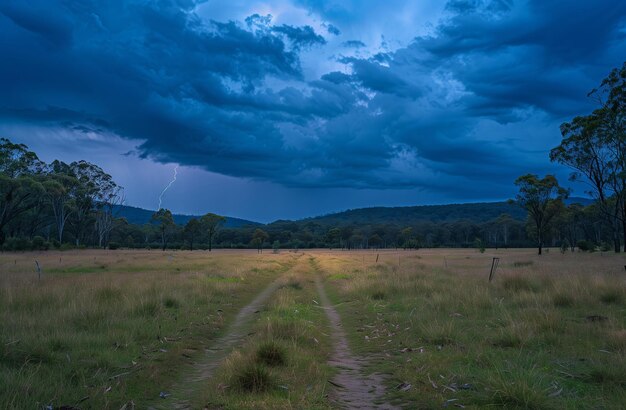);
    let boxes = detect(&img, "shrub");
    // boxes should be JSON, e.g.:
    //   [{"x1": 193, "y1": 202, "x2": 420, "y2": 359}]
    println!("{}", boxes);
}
[
  {"x1": 236, "y1": 364, "x2": 273, "y2": 392},
  {"x1": 474, "y1": 237, "x2": 486, "y2": 253},
  {"x1": 600, "y1": 290, "x2": 623, "y2": 305},
  {"x1": 31, "y1": 236, "x2": 48, "y2": 250},
  {"x1": 256, "y1": 341, "x2": 286, "y2": 366},
  {"x1": 2, "y1": 237, "x2": 32, "y2": 251},
  {"x1": 286, "y1": 281, "x2": 302, "y2": 290},
  {"x1": 371, "y1": 291, "x2": 386, "y2": 300},
  {"x1": 163, "y1": 297, "x2": 180, "y2": 308},
  {"x1": 577, "y1": 240, "x2": 595, "y2": 252},
  {"x1": 108, "y1": 242, "x2": 120, "y2": 250}
]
